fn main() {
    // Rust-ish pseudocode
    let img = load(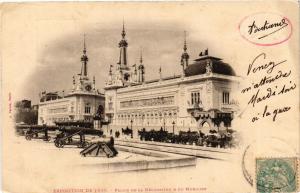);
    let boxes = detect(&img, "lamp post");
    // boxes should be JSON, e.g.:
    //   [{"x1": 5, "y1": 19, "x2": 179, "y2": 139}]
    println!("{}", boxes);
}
[
  {"x1": 130, "y1": 119, "x2": 133, "y2": 138},
  {"x1": 163, "y1": 119, "x2": 166, "y2": 131},
  {"x1": 172, "y1": 121, "x2": 175, "y2": 135}
]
